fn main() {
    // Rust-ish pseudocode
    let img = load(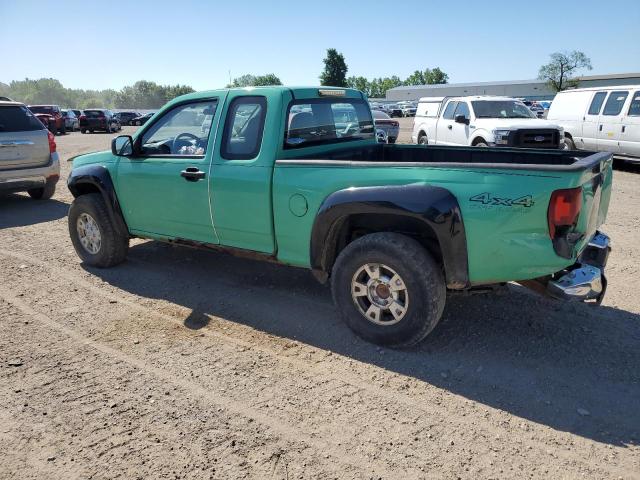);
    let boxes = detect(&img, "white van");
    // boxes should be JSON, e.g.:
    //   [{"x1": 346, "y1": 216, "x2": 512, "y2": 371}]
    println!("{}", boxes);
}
[{"x1": 547, "y1": 85, "x2": 640, "y2": 160}]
